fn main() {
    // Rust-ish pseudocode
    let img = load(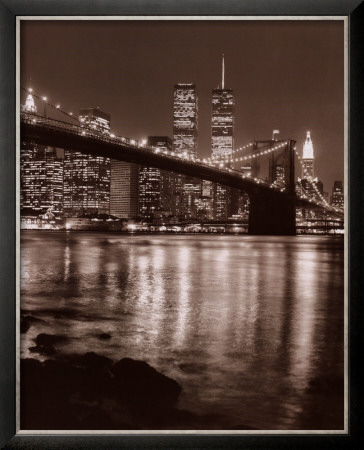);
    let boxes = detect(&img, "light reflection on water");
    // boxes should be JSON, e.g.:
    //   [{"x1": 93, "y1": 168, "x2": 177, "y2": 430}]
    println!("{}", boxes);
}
[{"x1": 20, "y1": 232, "x2": 344, "y2": 430}]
